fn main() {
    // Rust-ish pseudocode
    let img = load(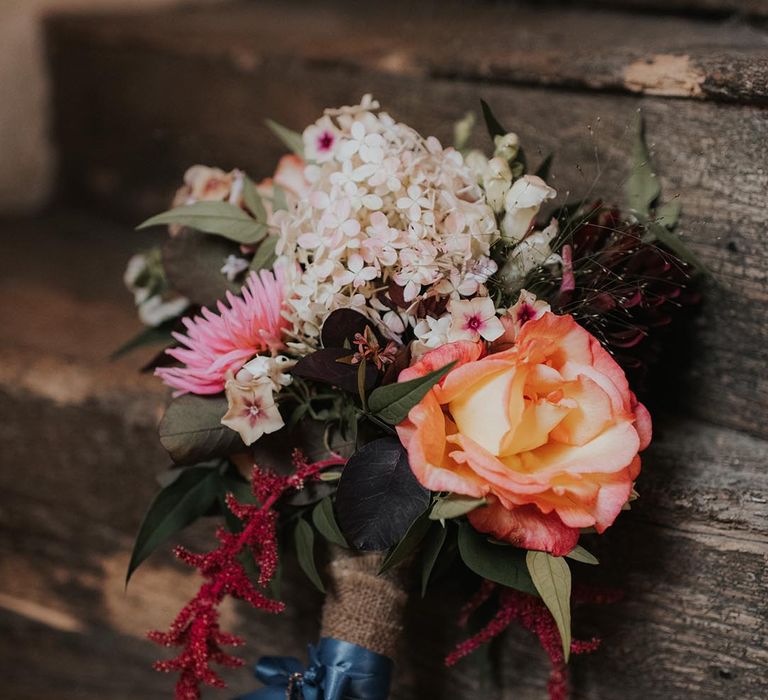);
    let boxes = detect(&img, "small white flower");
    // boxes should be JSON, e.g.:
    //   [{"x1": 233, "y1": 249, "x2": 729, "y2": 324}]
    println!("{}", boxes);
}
[
  {"x1": 500, "y1": 290, "x2": 551, "y2": 342},
  {"x1": 501, "y1": 175, "x2": 557, "y2": 242},
  {"x1": 238, "y1": 354, "x2": 296, "y2": 391},
  {"x1": 137, "y1": 295, "x2": 190, "y2": 327},
  {"x1": 222, "y1": 379, "x2": 284, "y2": 446},
  {"x1": 482, "y1": 157, "x2": 513, "y2": 213},
  {"x1": 448, "y1": 297, "x2": 504, "y2": 343},
  {"x1": 500, "y1": 218, "x2": 561, "y2": 289},
  {"x1": 220, "y1": 254, "x2": 250, "y2": 281},
  {"x1": 414, "y1": 314, "x2": 452, "y2": 349},
  {"x1": 396, "y1": 184, "x2": 431, "y2": 223},
  {"x1": 464, "y1": 150, "x2": 489, "y2": 182},
  {"x1": 303, "y1": 115, "x2": 339, "y2": 162},
  {"x1": 493, "y1": 132, "x2": 520, "y2": 161}
]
